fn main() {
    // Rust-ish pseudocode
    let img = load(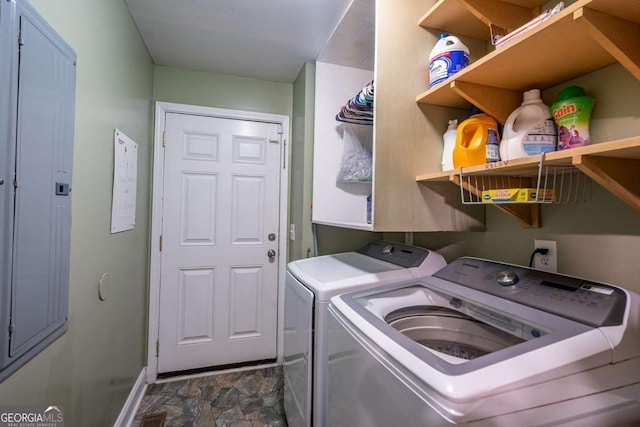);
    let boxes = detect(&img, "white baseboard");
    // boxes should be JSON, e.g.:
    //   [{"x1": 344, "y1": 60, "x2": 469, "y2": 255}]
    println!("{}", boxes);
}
[{"x1": 114, "y1": 367, "x2": 147, "y2": 427}]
